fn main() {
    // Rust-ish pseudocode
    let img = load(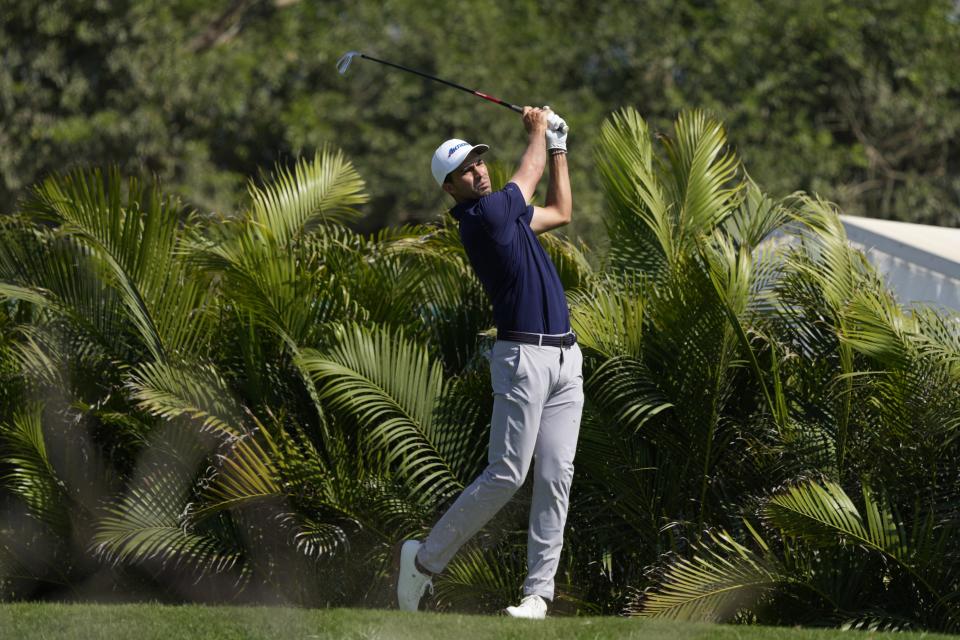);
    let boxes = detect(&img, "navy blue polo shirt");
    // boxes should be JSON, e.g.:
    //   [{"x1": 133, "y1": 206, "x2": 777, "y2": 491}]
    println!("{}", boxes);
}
[{"x1": 450, "y1": 182, "x2": 570, "y2": 334}]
